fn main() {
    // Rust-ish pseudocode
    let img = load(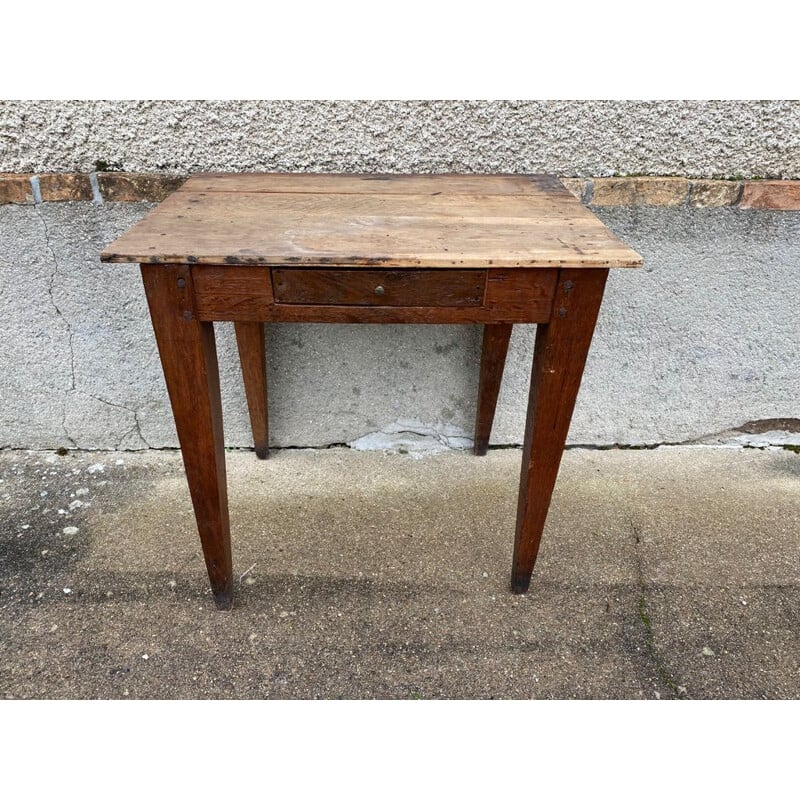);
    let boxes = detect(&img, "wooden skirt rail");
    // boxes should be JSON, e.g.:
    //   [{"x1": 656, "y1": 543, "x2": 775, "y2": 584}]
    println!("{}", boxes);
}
[{"x1": 190, "y1": 265, "x2": 559, "y2": 324}]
